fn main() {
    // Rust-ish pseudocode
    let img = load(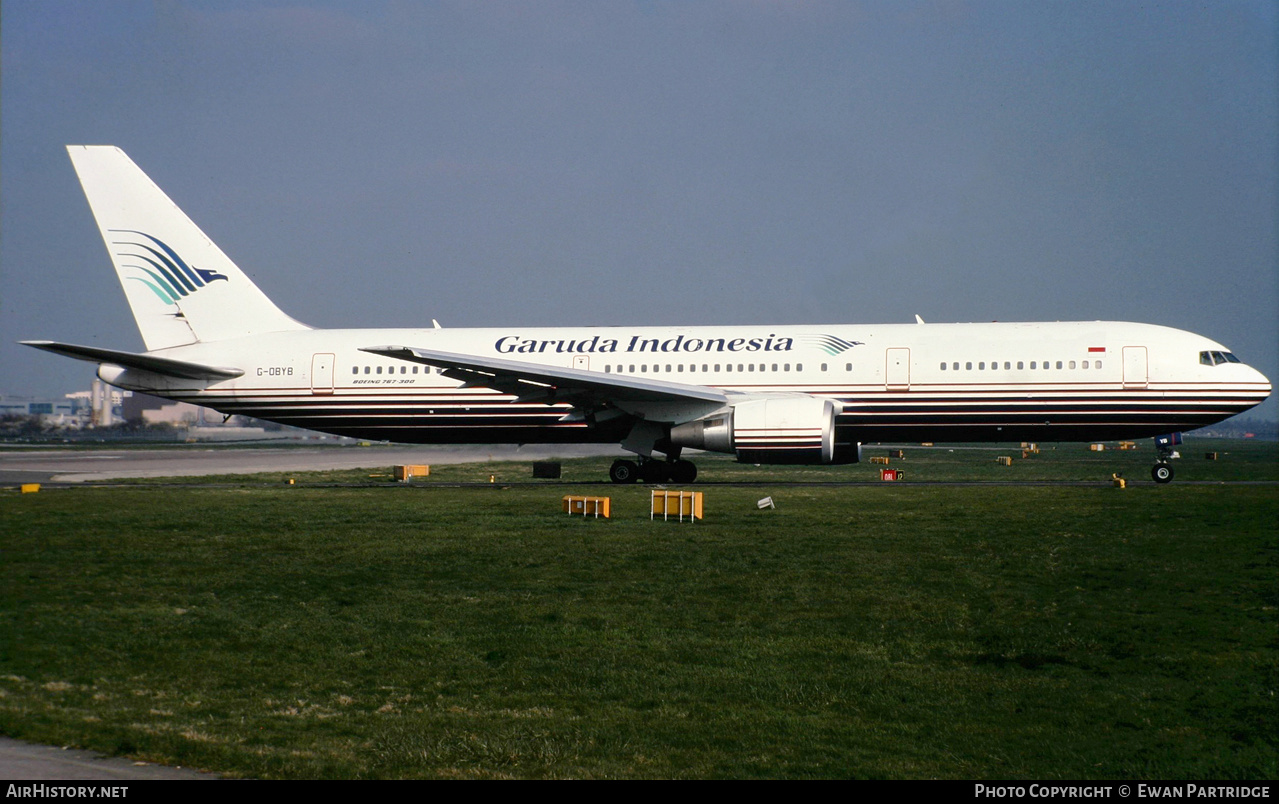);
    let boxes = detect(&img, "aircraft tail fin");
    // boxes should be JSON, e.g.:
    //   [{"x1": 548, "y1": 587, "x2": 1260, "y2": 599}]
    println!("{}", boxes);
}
[{"x1": 67, "y1": 145, "x2": 309, "y2": 350}]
